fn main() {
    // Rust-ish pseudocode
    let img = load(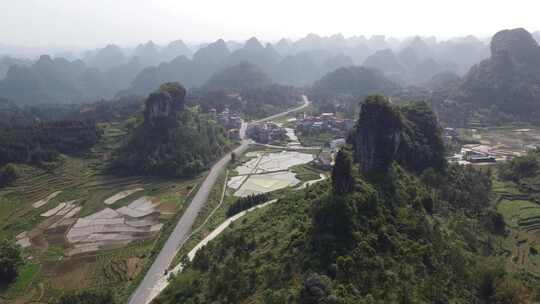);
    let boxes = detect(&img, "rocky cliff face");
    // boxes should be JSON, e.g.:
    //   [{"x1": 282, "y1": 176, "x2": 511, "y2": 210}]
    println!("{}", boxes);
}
[
  {"x1": 354, "y1": 95, "x2": 403, "y2": 174},
  {"x1": 143, "y1": 82, "x2": 186, "y2": 128},
  {"x1": 353, "y1": 95, "x2": 445, "y2": 175},
  {"x1": 117, "y1": 82, "x2": 228, "y2": 177}
]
